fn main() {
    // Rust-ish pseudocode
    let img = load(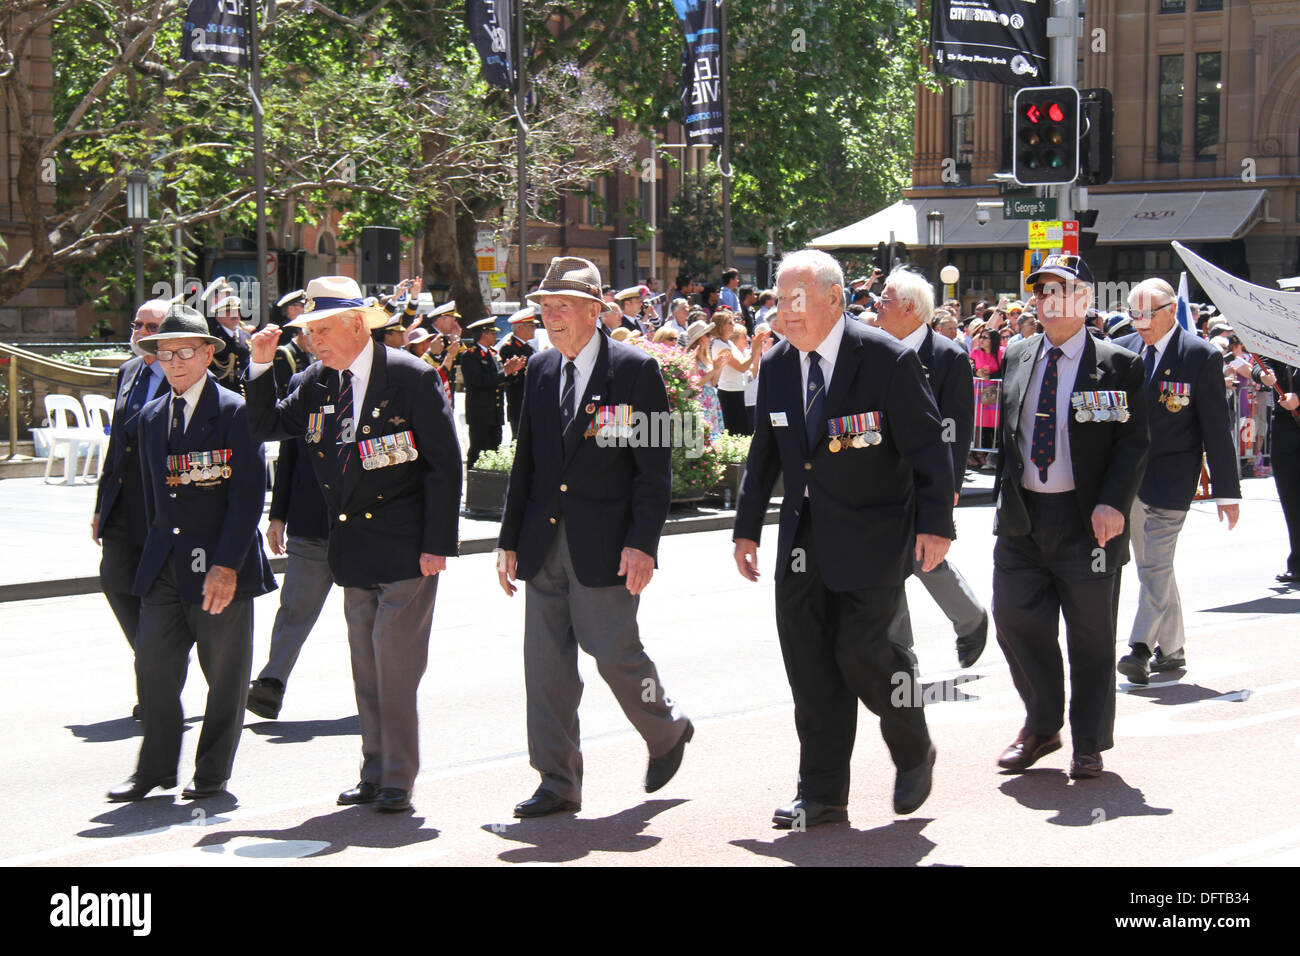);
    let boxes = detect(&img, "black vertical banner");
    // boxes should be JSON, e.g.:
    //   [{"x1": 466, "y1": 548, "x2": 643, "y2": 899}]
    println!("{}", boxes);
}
[
  {"x1": 466, "y1": 0, "x2": 515, "y2": 91},
  {"x1": 180, "y1": 0, "x2": 251, "y2": 67},
  {"x1": 675, "y1": 0, "x2": 725, "y2": 147},
  {"x1": 929, "y1": 0, "x2": 1050, "y2": 87}
]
